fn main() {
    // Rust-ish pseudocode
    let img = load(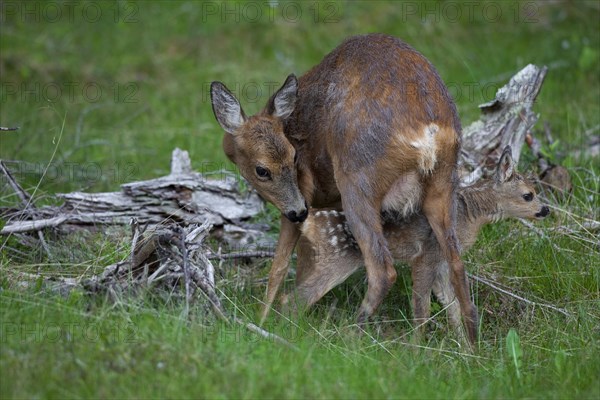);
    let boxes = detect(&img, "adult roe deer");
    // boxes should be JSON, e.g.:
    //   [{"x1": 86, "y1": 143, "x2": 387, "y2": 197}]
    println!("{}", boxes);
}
[
  {"x1": 210, "y1": 34, "x2": 476, "y2": 341},
  {"x1": 284, "y1": 147, "x2": 550, "y2": 341}
]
